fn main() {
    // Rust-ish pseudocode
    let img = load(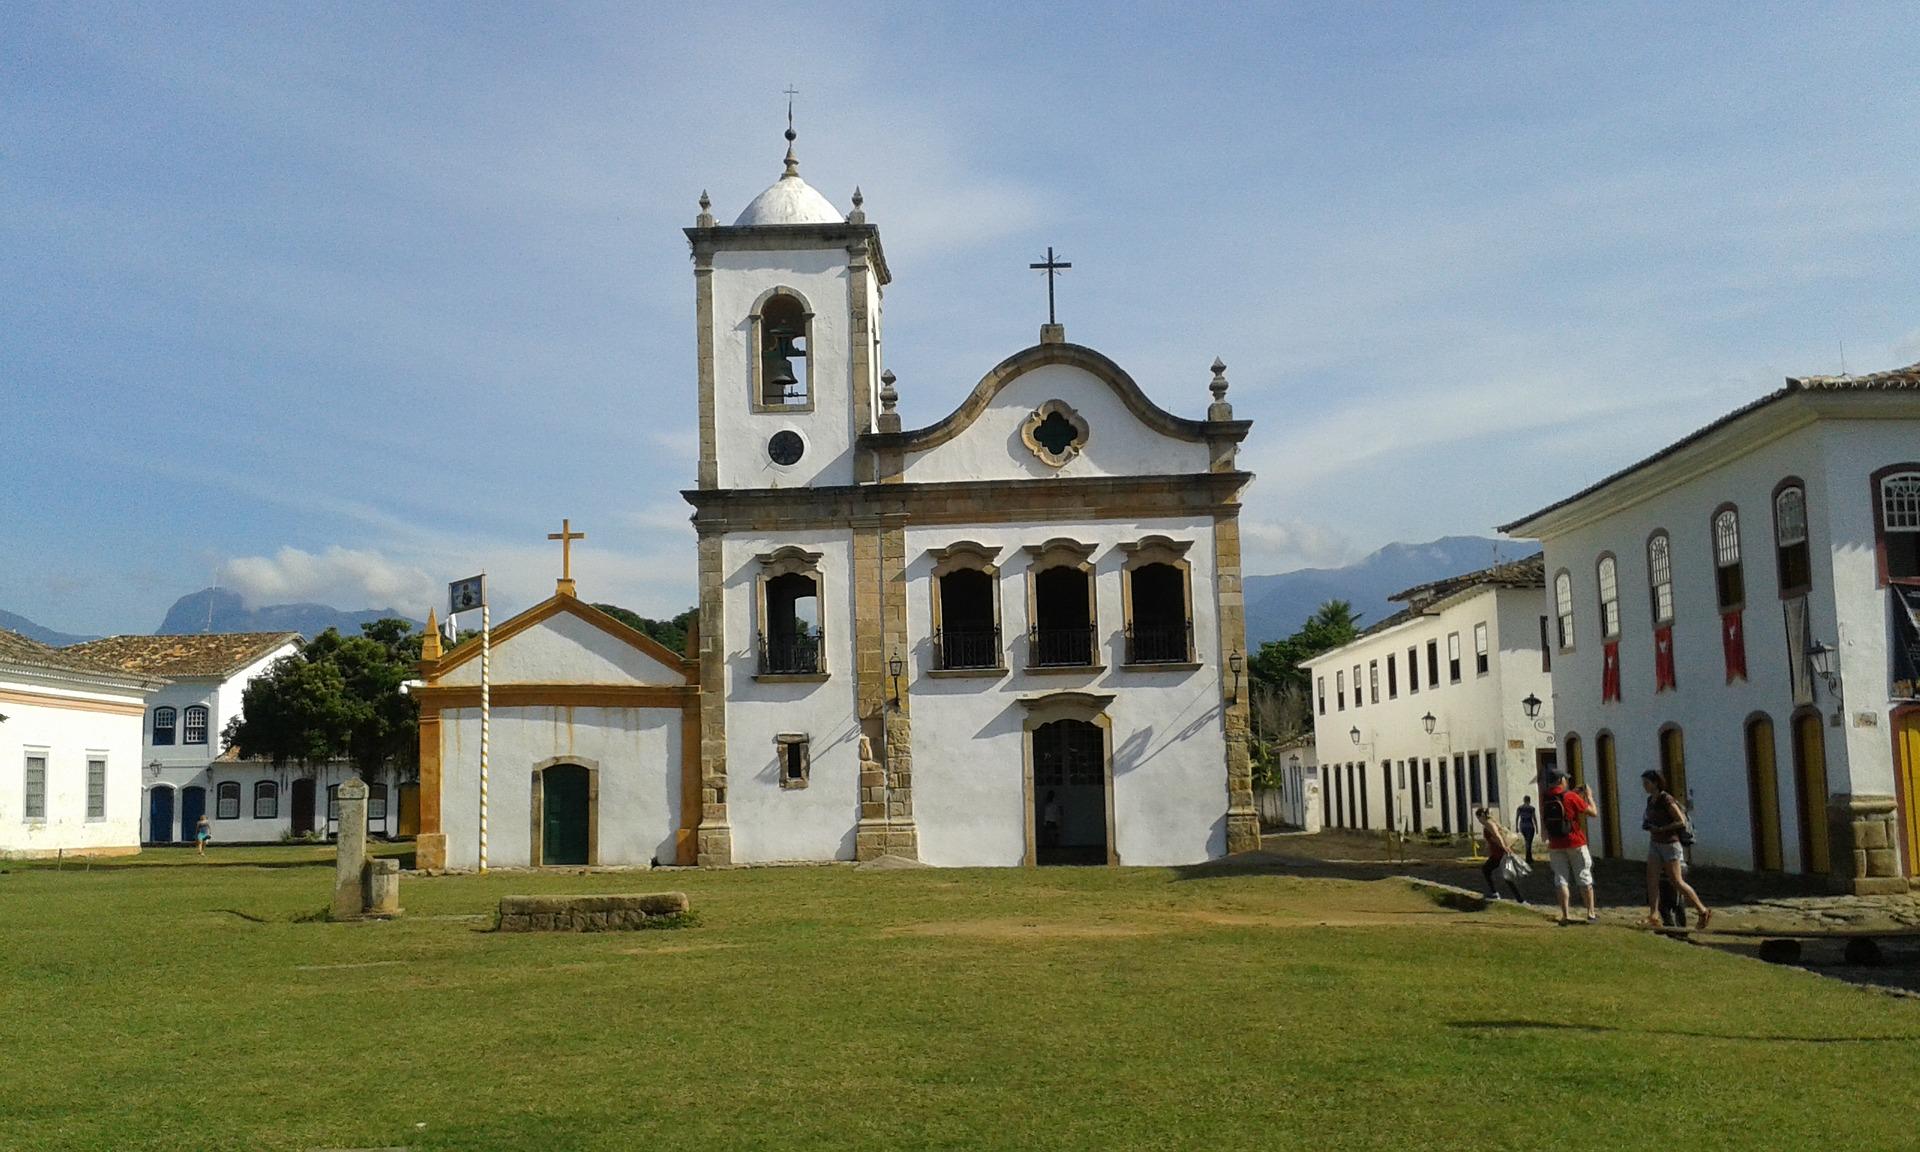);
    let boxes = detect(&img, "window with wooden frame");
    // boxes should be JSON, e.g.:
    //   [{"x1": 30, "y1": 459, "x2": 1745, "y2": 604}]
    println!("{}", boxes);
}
[
  {"x1": 1596, "y1": 555, "x2": 1620, "y2": 640},
  {"x1": 216, "y1": 781, "x2": 241, "y2": 819},
  {"x1": 1647, "y1": 531, "x2": 1675, "y2": 625},
  {"x1": 1352, "y1": 664, "x2": 1363, "y2": 708},
  {"x1": 152, "y1": 706, "x2": 177, "y2": 746},
  {"x1": 1026, "y1": 538, "x2": 1099, "y2": 669},
  {"x1": 1407, "y1": 646, "x2": 1420, "y2": 693},
  {"x1": 1773, "y1": 481, "x2": 1812, "y2": 597},
  {"x1": 23, "y1": 754, "x2": 46, "y2": 821},
  {"x1": 1712, "y1": 505, "x2": 1745, "y2": 608},
  {"x1": 254, "y1": 780, "x2": 279, "y2": 820},
  {"x1": 1873, "y1": 465, "x2": 1920, "y2": 585},
  {"x1": 368, "y1": 784, "x2": 388, "y2": 824},
  {"x1": 1387, "y1": 654, "x2": 1398, "y2": 699},
  {"x1": 929, "y1": 542, "x2": 1004, "y2": 672},
  {"x1": 1426, "y1": 637, "x2": 1441, "y2": 684},
  {"x1": 1119, "y1": 536, "x2": 1195, "y2": 666},
  {"x1": 1446, "y1": 633, "x2": 1462, "y2": 684},
  {"x1": 86, "y1": 758, "x2": 106, "y2": 821},
  {"x1": 1368, "y1": 660, "x2": 1380, "y2": 704},
  {"x1": 755, "y1": 546, "x2": 826, "y2": 678},
  {"x1": 775, "y1": 733, "x2": 811, "y2": 790},
  {"x1": 1553, "y1": 571, "x2": 1576, "y2": 652},
  {"x1": 1473, "y1": 622, "x2": 1489, "y2": 676},
  {"x1": 1336, "y1": 669, "x2": 1346, "y2": 711},
  {"x1": 1316, "y1": 675, "x2": 1326, "y2": 715},
  {"x1": 183, "y1": 705, "x2": 209, "y2": 746},
  {"x1": 750, "y1": 288, "x2": 813, "y2": 411}
]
